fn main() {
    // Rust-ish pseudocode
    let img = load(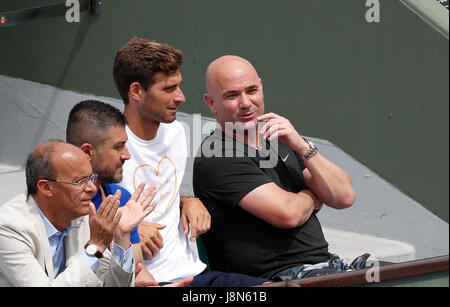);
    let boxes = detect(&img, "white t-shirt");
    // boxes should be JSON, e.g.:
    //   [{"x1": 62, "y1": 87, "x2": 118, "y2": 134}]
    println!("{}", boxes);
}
[{"x1": 120, "y1": 121, "x2": 206, "y2": 282}]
